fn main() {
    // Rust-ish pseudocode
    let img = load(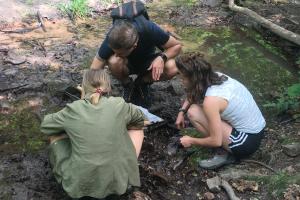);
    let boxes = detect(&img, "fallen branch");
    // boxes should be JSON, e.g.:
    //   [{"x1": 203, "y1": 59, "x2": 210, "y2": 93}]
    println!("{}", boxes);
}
[
  {"x1": 37, "y1": 11, "x2": 47, "y2": 32},
  {"x1": 207, "y1": 176, "x2": 240, "y2": 200},
  {"x1": 221, "y1": 179, "x2": 240, "y2": 200},
  {"x1": 228, "y1": 0, "x2": 300, "y2": 46},
  {"x1": 0, "y1": 11, "x2": 46, "y2": 34},
  {"x1": 241, "y1": 159, "x2": 277, "y2": 173}
]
